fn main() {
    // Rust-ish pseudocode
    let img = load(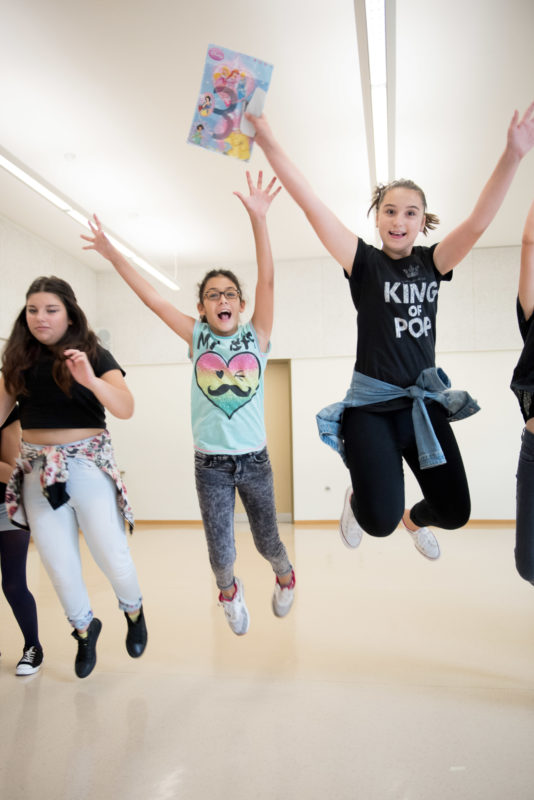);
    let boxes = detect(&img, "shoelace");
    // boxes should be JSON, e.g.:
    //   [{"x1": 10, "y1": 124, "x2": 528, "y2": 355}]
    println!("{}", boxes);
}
[{"x1": 21, "y1": 646, "x2": 38, "y2": 663}]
